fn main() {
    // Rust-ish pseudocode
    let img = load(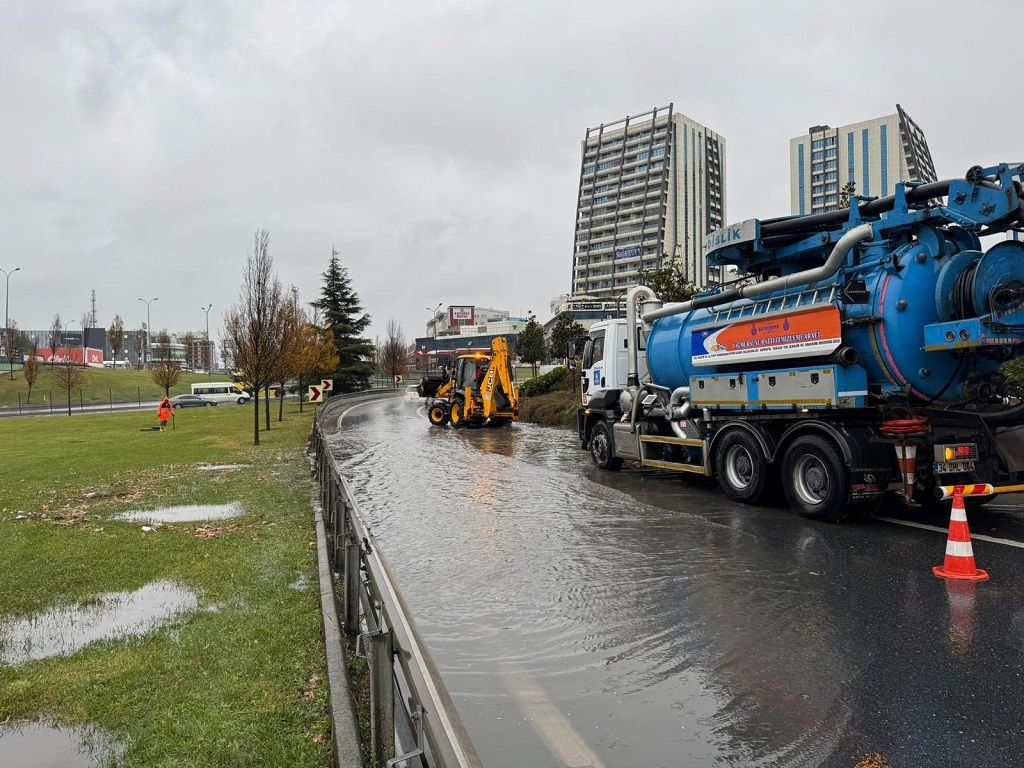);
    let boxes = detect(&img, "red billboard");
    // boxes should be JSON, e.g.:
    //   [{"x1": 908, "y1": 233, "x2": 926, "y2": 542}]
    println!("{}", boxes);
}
[
  {"x1": 449, "y1": 305, "x2": 475, "y2": 326},
  {"x1": 38, "y1": 347, "x2": 104, "y2": 366}
]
